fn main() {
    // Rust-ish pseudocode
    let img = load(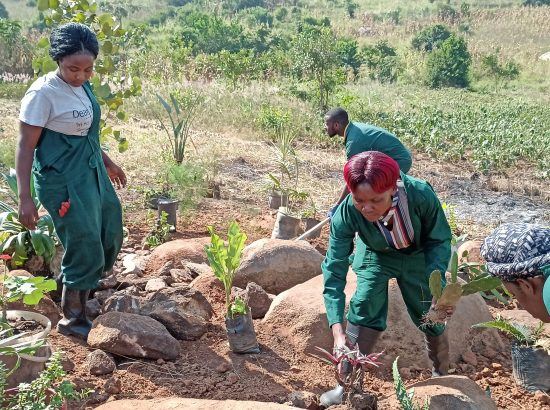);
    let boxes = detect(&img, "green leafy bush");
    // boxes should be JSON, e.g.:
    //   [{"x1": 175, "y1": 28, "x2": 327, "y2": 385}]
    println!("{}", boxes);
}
[
  {"x1": 362, "y1": 40, "x2": 400, "y2": 83},
  {"x1": 411, "y1": 24, "x2": 452, "y2": 53},
  {"x1": 0, "y1": 170, "x2": 58, "y2": 268},
  {"x1": 425, "y1": 34, "x2": 471, "y2": 88},
  {"x1": 1, "y1": 351, "x2": 92, "y2": 409}
]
